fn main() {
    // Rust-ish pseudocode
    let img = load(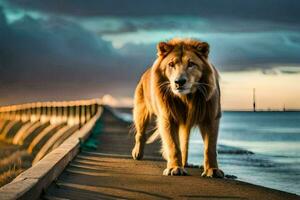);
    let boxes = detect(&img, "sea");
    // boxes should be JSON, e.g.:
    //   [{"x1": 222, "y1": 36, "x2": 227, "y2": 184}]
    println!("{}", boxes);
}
[
  {"x1": 116, "y1": 110, "x2": 300, "y2": 194},
  {"x1": 188, "y1": 111, "x2": 300, "y2": 195}
]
